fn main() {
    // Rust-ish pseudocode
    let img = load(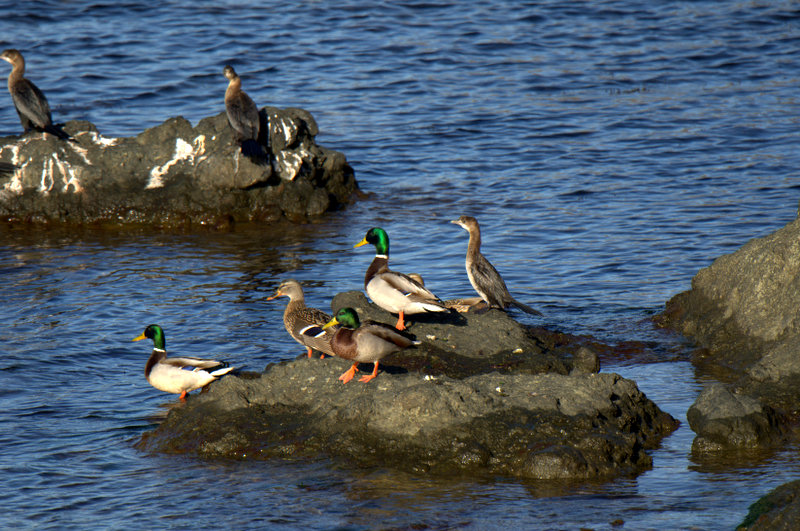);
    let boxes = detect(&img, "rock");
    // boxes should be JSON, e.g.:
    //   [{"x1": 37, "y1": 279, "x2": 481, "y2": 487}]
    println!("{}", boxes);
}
[
  {"x1": 739, "y1": 480, "x2": 800, "y2": 530},
  {"x1": 0, "y1": 107, "x2": 357, "y2": 225},
  {"x1": 656, "y1": 215, "x2": 800, "y2": 449},
  {"x1": 138, "y1": 291, "x2": 678, "y2": 482},
  {"x1": 686, "y1": 384, "x2": 786, "y2": 451}
]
